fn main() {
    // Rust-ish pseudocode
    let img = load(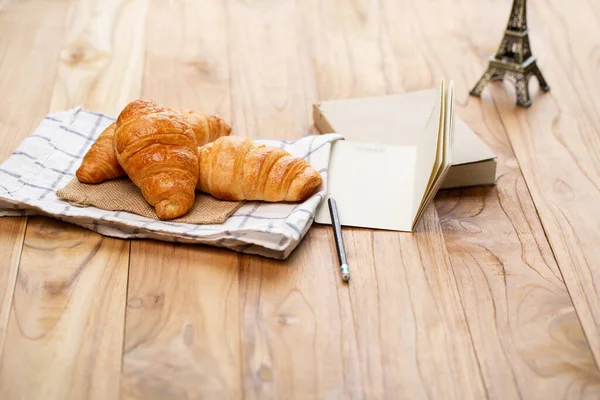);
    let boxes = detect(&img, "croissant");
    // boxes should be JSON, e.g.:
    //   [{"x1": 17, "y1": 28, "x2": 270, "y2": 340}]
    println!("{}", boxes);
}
[
  {"x1": 76, "y1": 106, "x2": 231, "y2": 184},
  {"x1": 175, "y1": 108, "x2": 232, "y2": 145},
  {"x1": 197, "y1": 136, "x2": 322, "y2": 202},
  {"x1": 113, "y1": 99, "x2": 199, "y2": 220},
  {"x1": 75, "y1": 122, "x2": 125, "y2": 183}
]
